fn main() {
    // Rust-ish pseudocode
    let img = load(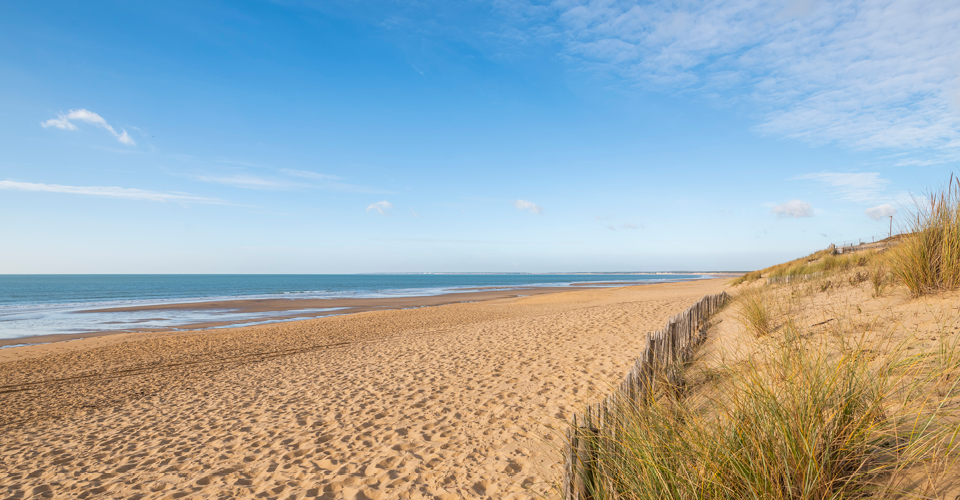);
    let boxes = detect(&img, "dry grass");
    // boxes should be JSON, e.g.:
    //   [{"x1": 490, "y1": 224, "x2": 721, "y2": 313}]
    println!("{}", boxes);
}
[
  {"x1": 765, "y1": 252, "x2": 883, "y2": 280},
  {"x1": 731, "y1": 270, "x2": 762, "y2": 286},
  {"x1": 871, "y1": 266, "x2": 889, "y2": 298},
  {"x1": 730, "y1": 249, "x2": 884, "y2": 285},
  {"x1": 889, "y1": 176, "x2": 960, "y2": 297},
  {"x1": 568, "y1": 289, "x2": 960, "y2": 500},
  {"x1": 735, "y1": 288, "x2": 771, "y2": 337}
]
